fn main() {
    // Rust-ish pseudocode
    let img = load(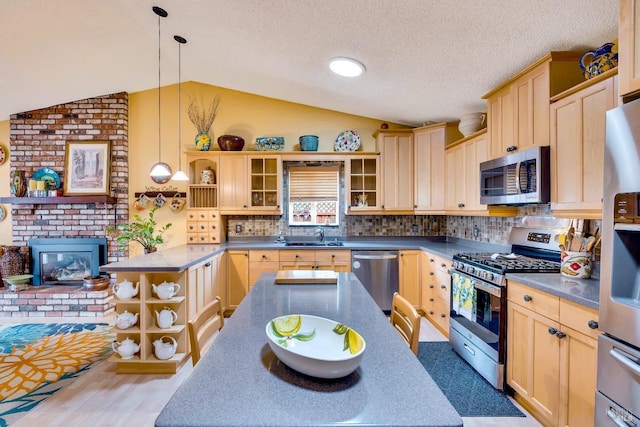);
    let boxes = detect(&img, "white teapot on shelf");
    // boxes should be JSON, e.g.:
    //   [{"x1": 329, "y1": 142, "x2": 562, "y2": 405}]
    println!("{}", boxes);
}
[
  {"x1": 153, "y1": 335, "x2": 178, "y2": 360},
  {"x1": 152, "y1": 281, "x2": 180, "y2": 300},
  {"x1": 112, "y1": 338, "x2": 140, "y2": 359},
  {"x1": 115, "y1": 310, "x2": 139, "y2": 330},
  {"x1": 113, "y1": 279, "x2": 139, "y2": 300},
  {"x1": 155, "y1": 307, "x2": 178, "y2": 329}
]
